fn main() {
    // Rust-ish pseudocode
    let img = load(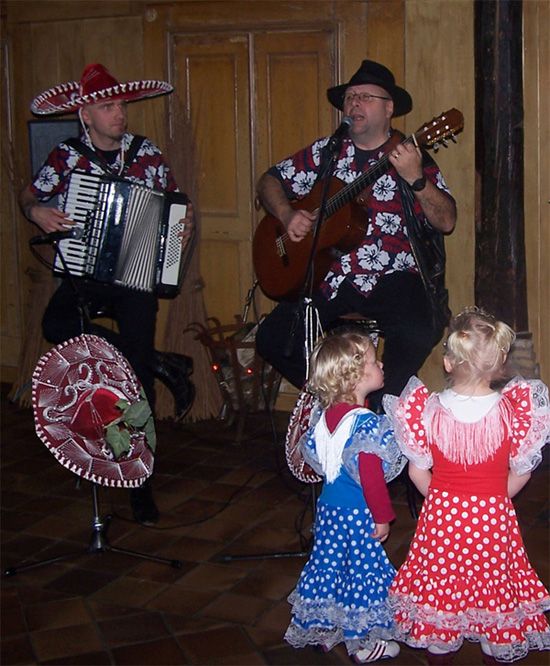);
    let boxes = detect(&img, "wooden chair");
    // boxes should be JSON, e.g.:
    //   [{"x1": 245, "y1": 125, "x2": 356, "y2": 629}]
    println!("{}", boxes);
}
[{"x1": 191, "y1": 316, "x2": 281, "y2": 439}]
